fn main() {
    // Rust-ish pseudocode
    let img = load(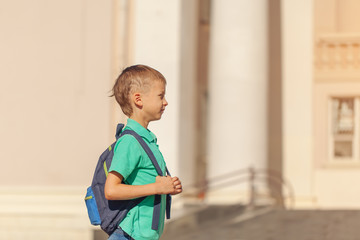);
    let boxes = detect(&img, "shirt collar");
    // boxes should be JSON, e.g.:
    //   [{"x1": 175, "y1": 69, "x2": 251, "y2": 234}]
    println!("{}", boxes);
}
[{"x1": 125, "y1": 118, "x2": 157, "y2": 143}]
